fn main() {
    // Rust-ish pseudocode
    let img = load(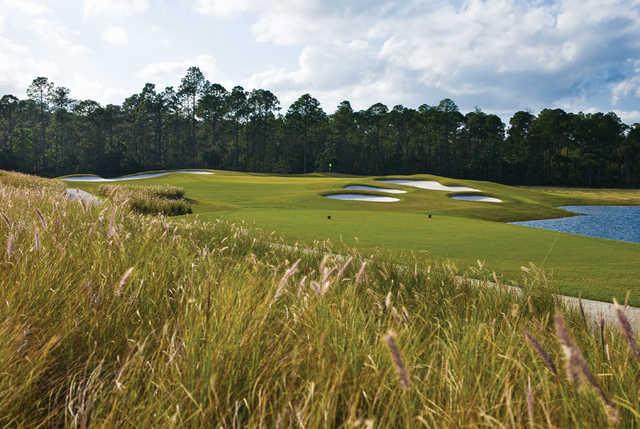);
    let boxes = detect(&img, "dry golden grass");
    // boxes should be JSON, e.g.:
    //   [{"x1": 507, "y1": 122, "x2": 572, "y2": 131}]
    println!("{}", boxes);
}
[
  {"x1": 98, "y1": 184, "x2": 192, "y2": 216},
  {"x1": 0, "y1": 170, "x2": 639, "y2": 427}
]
